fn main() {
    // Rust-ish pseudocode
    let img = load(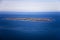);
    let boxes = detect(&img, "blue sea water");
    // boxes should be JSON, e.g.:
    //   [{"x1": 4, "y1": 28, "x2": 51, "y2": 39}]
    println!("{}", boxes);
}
[{"x1": 0, "y1": 12, "x2": 60, "y2": 40}]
